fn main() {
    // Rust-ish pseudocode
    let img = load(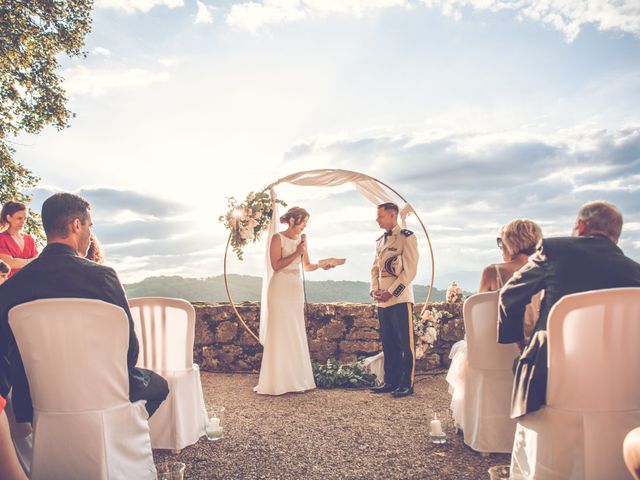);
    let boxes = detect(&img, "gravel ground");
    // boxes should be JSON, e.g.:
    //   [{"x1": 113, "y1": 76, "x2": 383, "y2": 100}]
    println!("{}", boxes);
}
[{"x1": 154, "y1": 372, "x2": 510, "y2": 480}]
